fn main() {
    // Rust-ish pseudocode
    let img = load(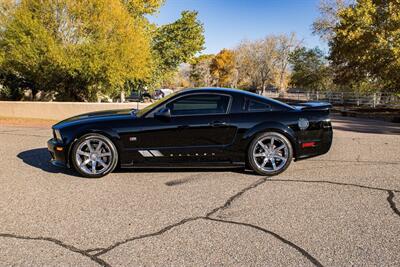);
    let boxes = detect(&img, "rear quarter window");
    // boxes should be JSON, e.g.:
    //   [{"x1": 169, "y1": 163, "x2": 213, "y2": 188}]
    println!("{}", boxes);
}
[{"x1": 243, "y1": 98, "x2": 272, "y2": 112}]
